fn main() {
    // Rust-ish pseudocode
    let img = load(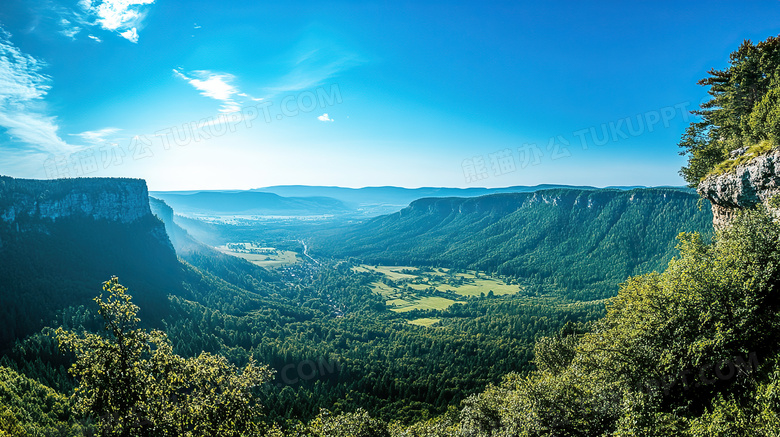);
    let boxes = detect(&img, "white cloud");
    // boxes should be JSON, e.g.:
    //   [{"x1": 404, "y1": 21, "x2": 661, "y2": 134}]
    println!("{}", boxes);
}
[
  {"x1": 173, "y1": 69, "x2": 242, "y2": 113},
  {"x1": 93, "y1": 0, "x2": 154, "y2": 30},
  {"x1": 317, "y1": 113, "x2": 334, "y2": 122},
  {"x1": 78, "y1": 0, "x2": 154, "y2": 42},
  {"x1": 0, "y1": 30, "x2": 79, "y2": 156},
  {"x1": 237, "y1": 92, "x2": 264, "y2": 101},
  {"x1": 87, "y1": 34, "x2": 102, "y2": 42},
  {"x1": 119, "y1": 27, "x2": 138, "y2": 43},
  {"x1": 58, "y1": 18, "x2": 81, "y2": 39},
  {"x1": 219, "y1": 103, "x2": 242, "y2": 114},
  {"x1": 70, "y1": 127, "x2": 121, "y2": 143},
  {"x1": 188, "y1": 74, "x2": 236, "y2": 101}
]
